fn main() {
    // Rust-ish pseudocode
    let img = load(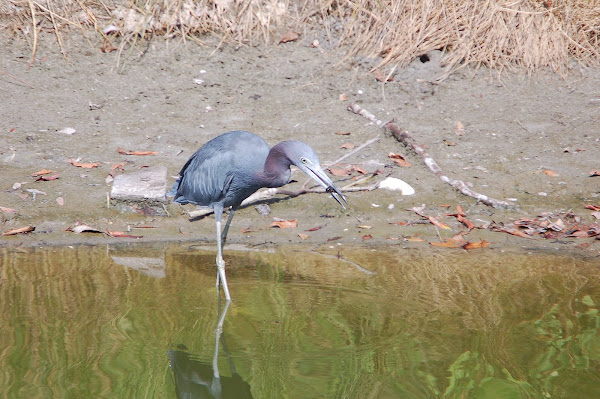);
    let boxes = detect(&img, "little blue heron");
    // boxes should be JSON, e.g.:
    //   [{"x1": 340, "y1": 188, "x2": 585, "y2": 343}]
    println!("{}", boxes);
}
[{"x1": 169, "y1": 130, "x2": 347, "y2": 301}]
